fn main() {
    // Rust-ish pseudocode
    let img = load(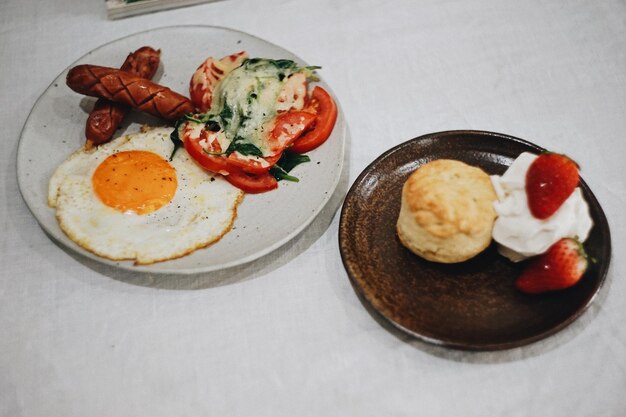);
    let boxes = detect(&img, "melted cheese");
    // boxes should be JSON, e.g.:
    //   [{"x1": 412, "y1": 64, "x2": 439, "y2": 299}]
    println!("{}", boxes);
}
[
  {"x1": 210, "y1": 60, "x2": 306, "y2": 155},
  {"x1": 276, "y1": 73, "x2": 306, "y2": 112},
  {"x1": 232, "y1": 152, "x2": 271, "y2": 168}
]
